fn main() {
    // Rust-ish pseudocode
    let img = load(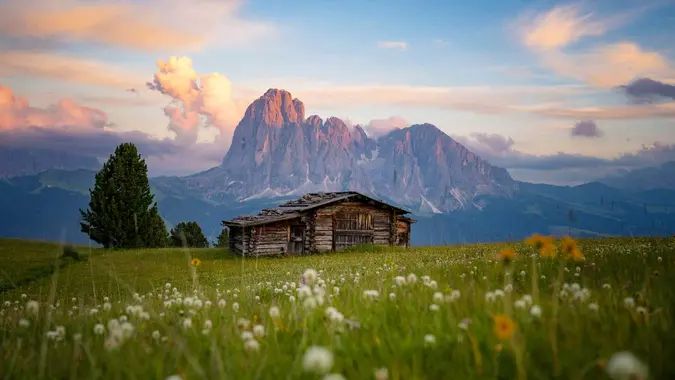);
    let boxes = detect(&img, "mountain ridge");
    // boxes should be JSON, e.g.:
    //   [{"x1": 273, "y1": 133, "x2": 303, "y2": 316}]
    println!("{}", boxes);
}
[{"x1": 158, "y1": 88, "x2": 517, "y2": 213}]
